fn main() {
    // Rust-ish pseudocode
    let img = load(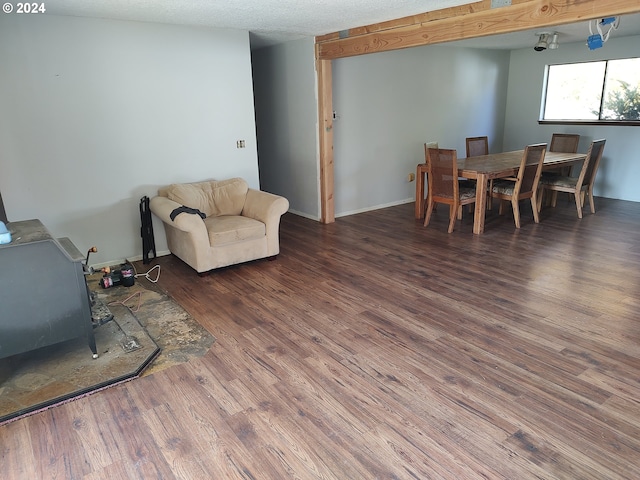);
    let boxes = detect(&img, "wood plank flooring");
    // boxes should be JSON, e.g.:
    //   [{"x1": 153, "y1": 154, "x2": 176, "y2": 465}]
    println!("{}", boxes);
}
[{"x1": 2, "y1": 197, "x2": 640, "y2": 479}]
